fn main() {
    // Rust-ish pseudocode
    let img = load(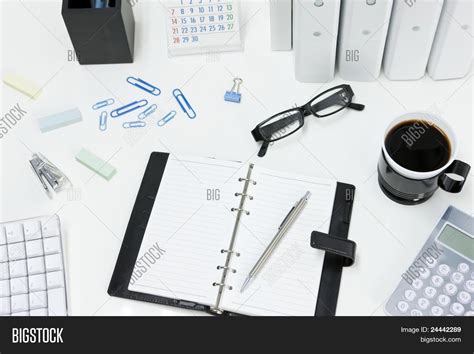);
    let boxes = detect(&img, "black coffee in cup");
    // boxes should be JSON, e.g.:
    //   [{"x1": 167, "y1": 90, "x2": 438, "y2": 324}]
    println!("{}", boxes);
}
[{"x1": 385, "y1": 119, "x2": 451, "y2": 173}]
